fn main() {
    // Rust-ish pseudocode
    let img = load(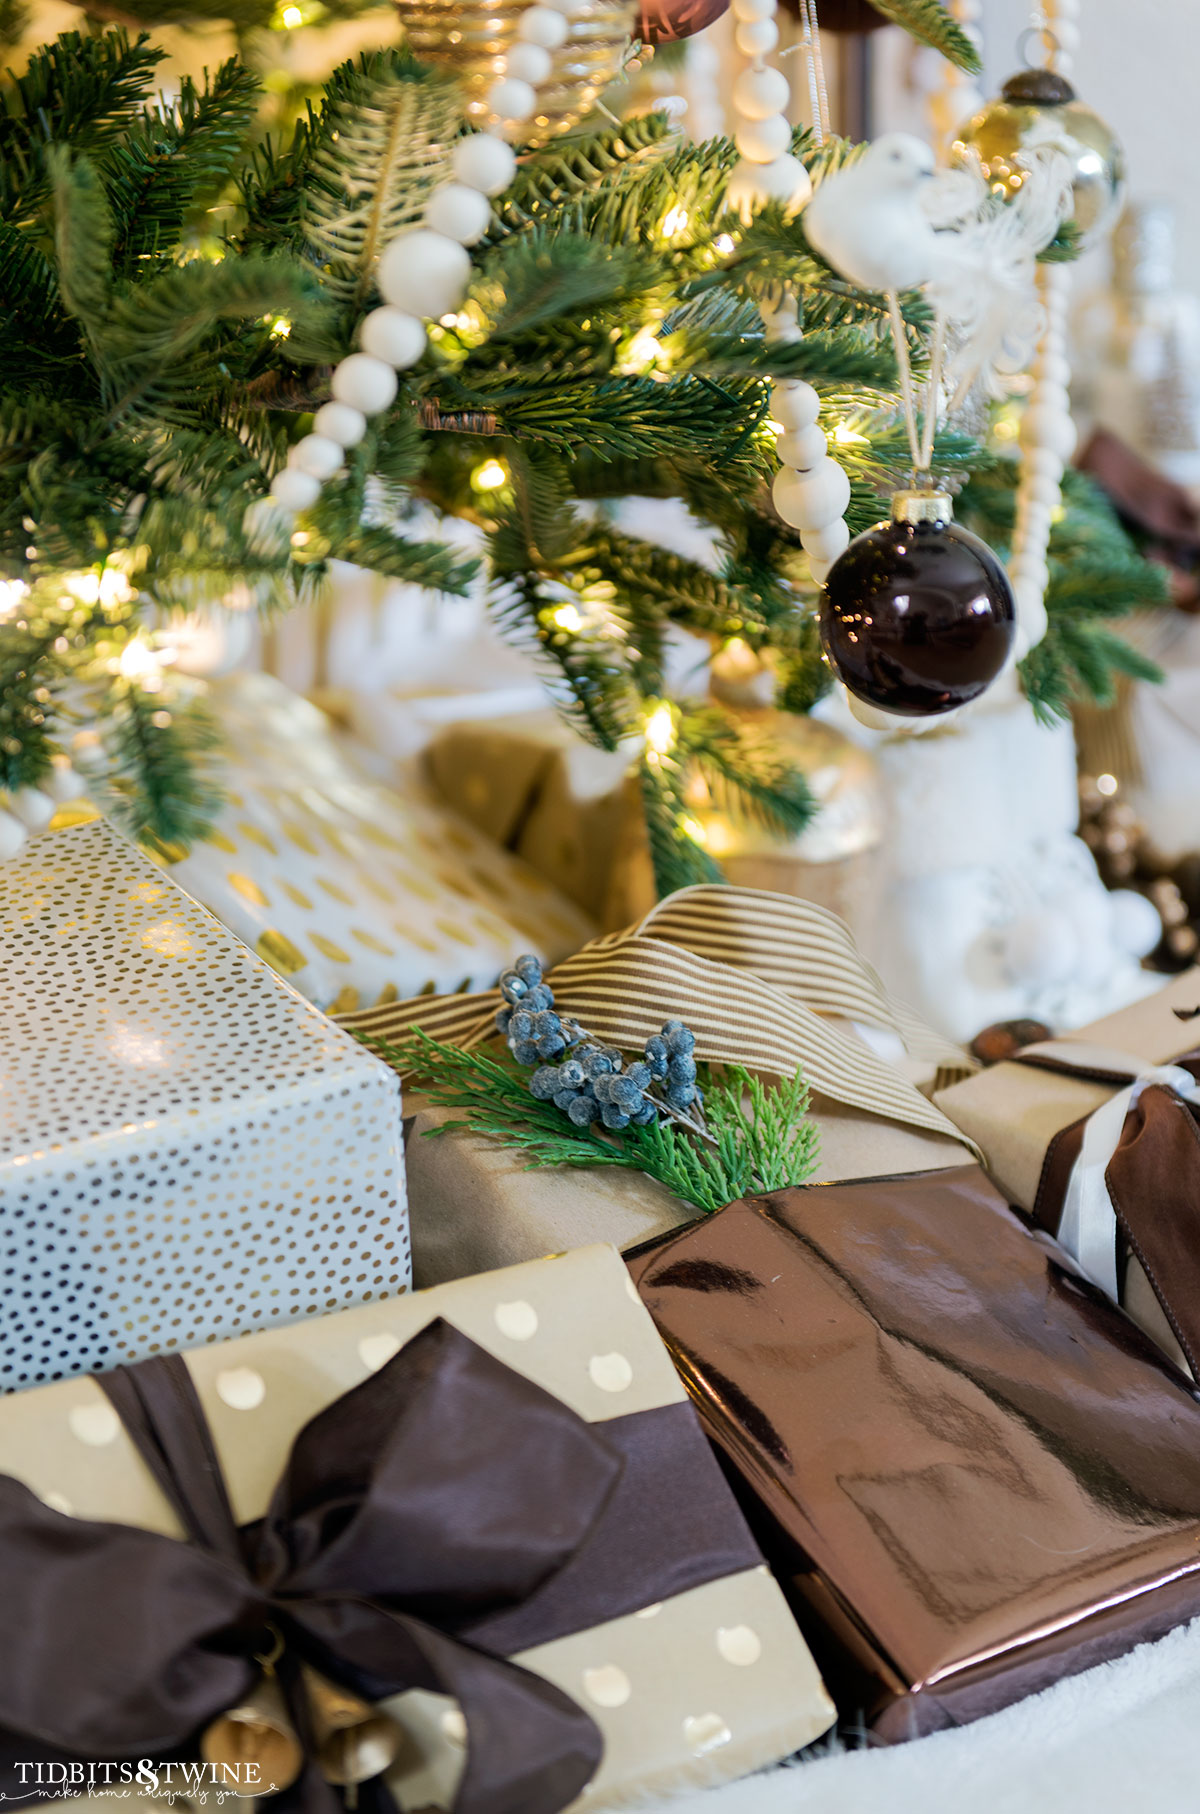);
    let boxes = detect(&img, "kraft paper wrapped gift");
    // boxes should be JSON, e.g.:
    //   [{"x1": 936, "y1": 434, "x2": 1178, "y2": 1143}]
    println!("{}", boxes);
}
[
  {"x1": 0, "y1": 1245, "x2": 834, "y2": 1811},
  {"x1": 0, "y1": 819, "x2": 405, "y2": 1391},
  {"x1": 338, "y1": 884, "x2": 978, "y2": 1286},
  {"x1": 936, "y1": 969, "x2": 1200, "y2": 1374},
  {"x1": 423, "y1": 709, "x2": 654, "y2": 932},
  {"x1": 630, "y1": 1165, "x2": 1200, "y2": 1742}
]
